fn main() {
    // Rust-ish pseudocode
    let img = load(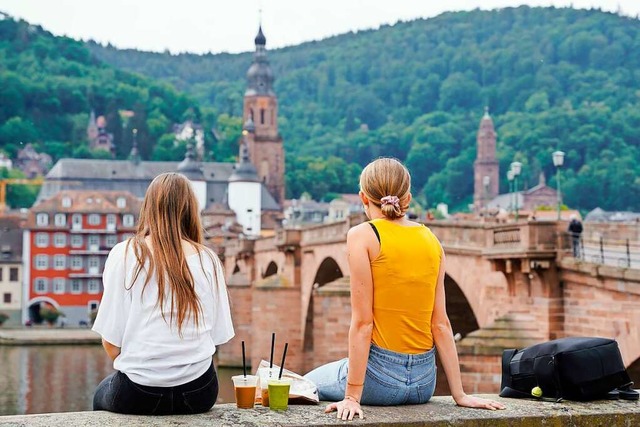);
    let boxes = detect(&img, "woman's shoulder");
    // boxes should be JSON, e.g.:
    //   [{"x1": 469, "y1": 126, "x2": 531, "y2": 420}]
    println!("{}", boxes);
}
[{"x1": 109, "y1": 240, "x2": 132, "y2": 258}]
